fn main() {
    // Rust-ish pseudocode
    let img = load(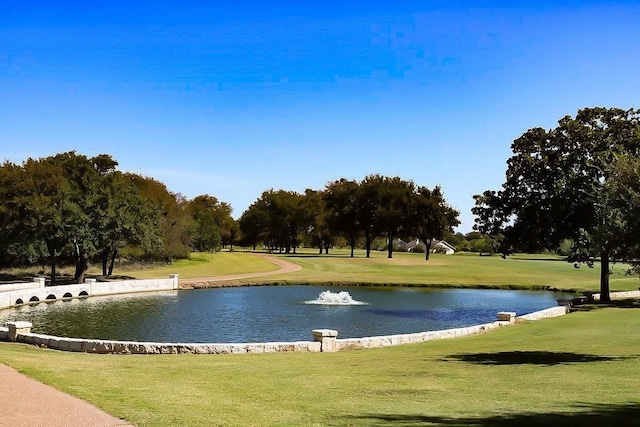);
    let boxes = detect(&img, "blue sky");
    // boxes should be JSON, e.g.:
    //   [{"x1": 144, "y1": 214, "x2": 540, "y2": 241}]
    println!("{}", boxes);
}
[{"x1": 2, "y1": 1, "x2": 639, "y2": 231}]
